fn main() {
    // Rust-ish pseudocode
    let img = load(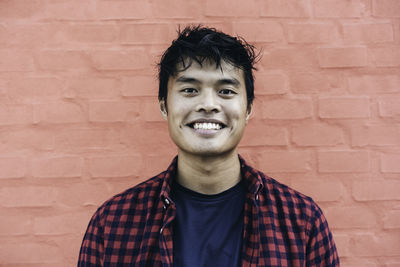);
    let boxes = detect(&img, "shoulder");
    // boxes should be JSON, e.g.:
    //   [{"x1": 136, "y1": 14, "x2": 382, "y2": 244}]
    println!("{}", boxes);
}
[
  {"x1": 261, "y1": 172, "x2": 314, "y2": 206},
  {"x1": 90, "y1": 171, "x2": 165, "y2": 223},
  {"x1": 257, "y1": 170, "x2": 324, "y2": 230}
]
